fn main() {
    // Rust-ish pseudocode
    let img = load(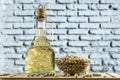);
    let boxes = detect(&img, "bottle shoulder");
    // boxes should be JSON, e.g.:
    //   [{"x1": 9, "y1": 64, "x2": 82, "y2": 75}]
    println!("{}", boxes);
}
[
  {"x1": 31, "y1": 36, "x2": 50, "y2": 47},
  {"x1": 27, "y1": 46, "x2": 54, "y2": 52}
]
